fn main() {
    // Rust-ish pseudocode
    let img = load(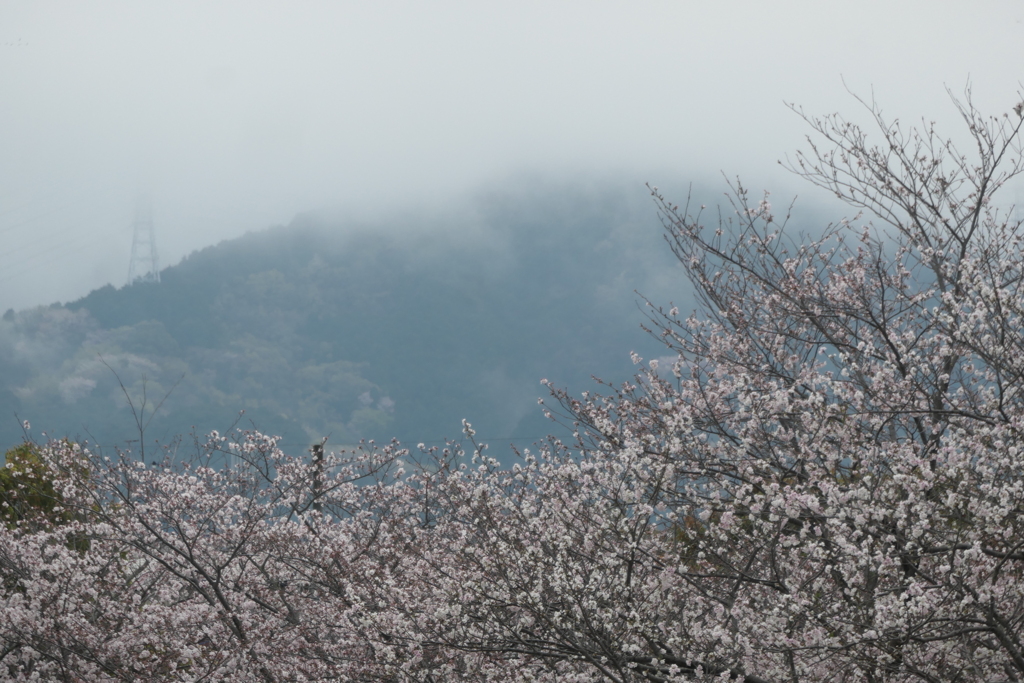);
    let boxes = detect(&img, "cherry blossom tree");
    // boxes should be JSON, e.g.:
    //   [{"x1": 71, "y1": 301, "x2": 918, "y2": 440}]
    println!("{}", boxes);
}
[
  {"x1": 0, "y1": 433, "x2": 416, "y2": 681},
  {"x1": 3, "y1": 88, "x2": 1024, "y2": 682},
  {"x1": 368, "y1": 89, "x2": 1024, "y2": 681}
]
